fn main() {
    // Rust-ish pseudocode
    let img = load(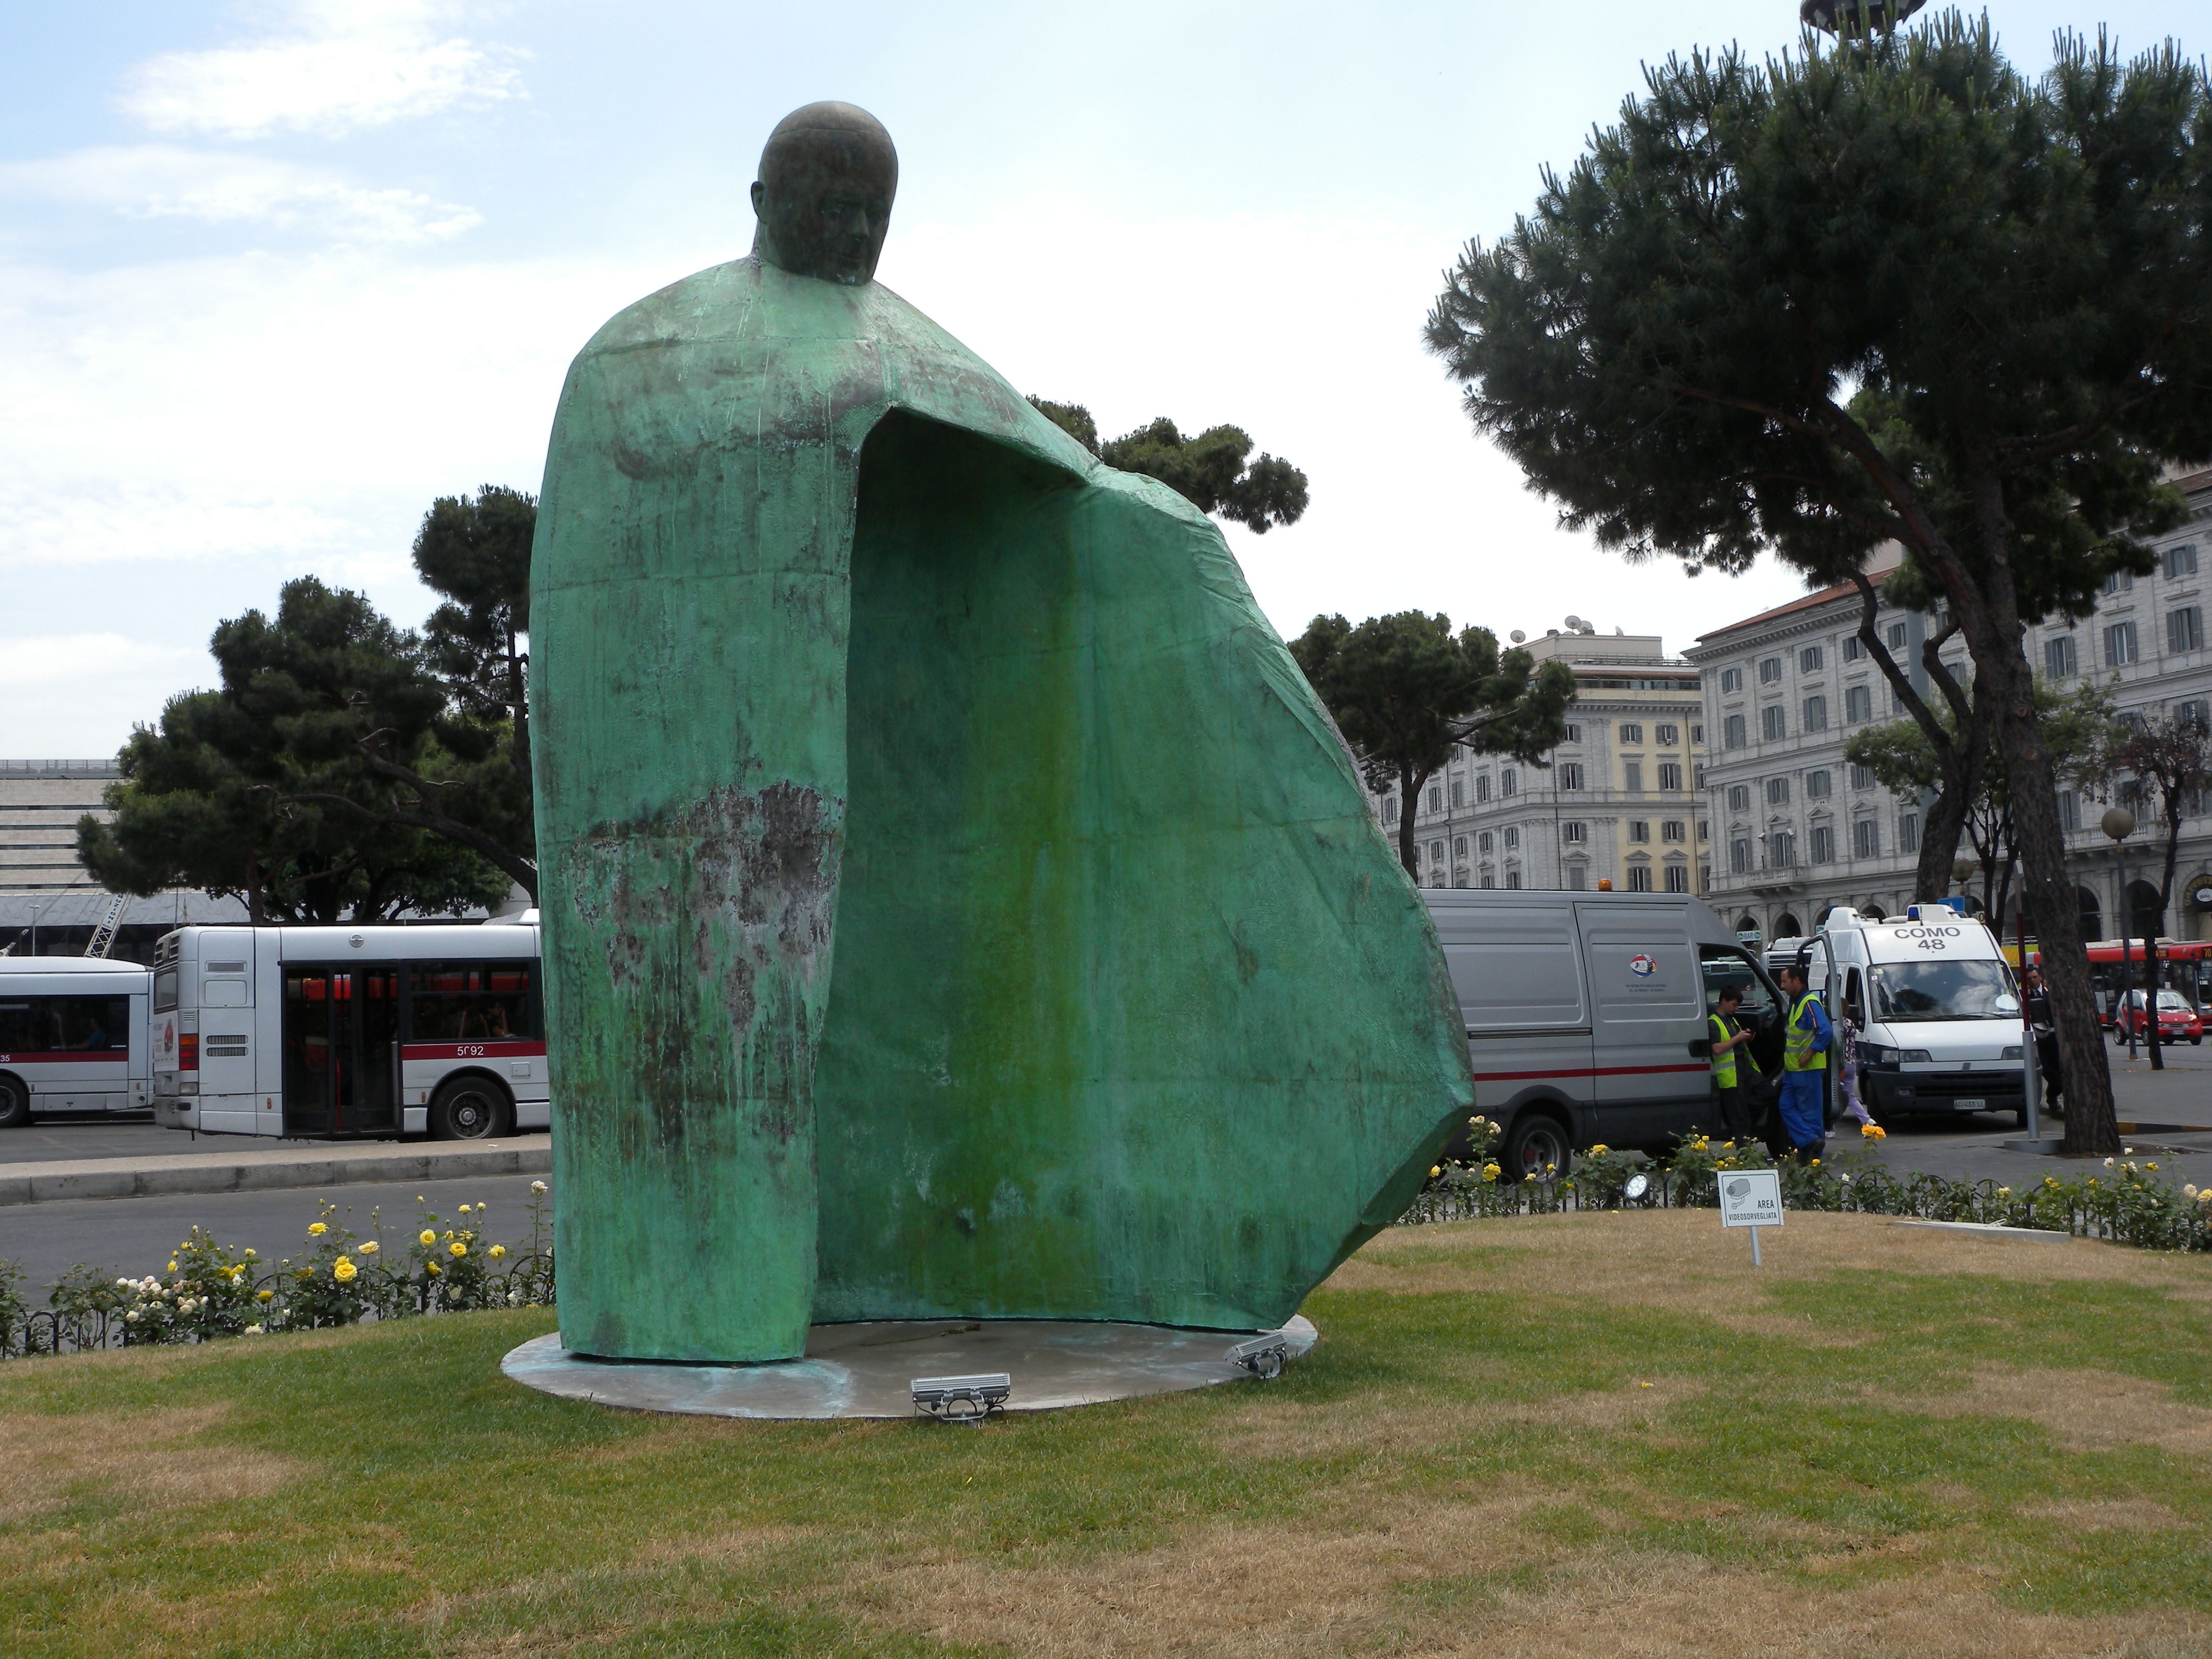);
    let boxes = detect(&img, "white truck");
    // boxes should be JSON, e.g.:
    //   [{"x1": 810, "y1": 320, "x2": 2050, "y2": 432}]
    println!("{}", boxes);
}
[
  {"x1": 1422, "y1": 889, "x2": 1788, "y2": 1178},
  {"x1": 1805, "y1": 904, "x2": 2027, "y2": 1126}
]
